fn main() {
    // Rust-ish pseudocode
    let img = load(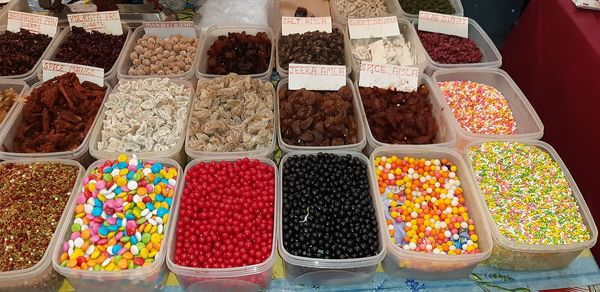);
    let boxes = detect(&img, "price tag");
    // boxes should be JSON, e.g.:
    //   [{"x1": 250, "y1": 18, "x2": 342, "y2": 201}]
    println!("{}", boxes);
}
[
  {"x1": 67, "y1": 11, "x2": 123, "y2": 35},
  {"x1": 42, "y1": 60, "x2": 104, "y2": 87},
  {"x1": 418, "y1": 11, "x2": 468, "y2": 38},
  {"x1": 359, "y1": 61, "x2": 418, "y2": 92},
  {"x1": 288, "y1": 64, "x2": 346, "y2": 91},
  {"x1": 142, "y1": 21, "x2": 196, "y2": 39},
  {"x1": 281, "y1": 16, "x2": 332, "y2": 35},
  {"x1": 7, "y1": 11, "x2": 58, "y2": 37},
  {"x1": 348, "y1": 16, "x2": 400, "y2": 39}
]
